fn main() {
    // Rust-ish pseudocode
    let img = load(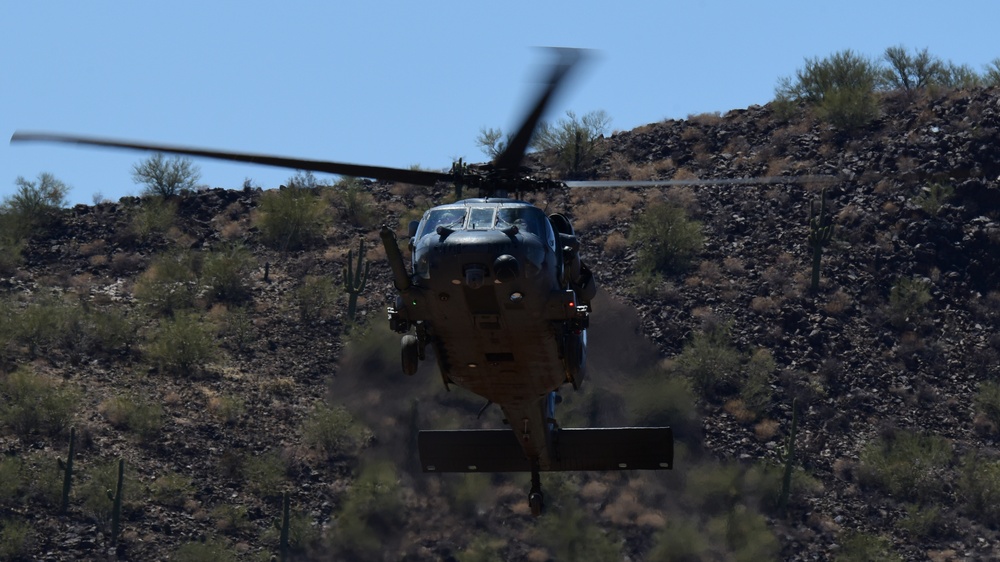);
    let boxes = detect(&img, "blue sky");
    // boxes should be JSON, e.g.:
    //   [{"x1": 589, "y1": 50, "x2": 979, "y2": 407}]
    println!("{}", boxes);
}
[{"x1": 3, "y1": 1, "x2": 998, "y2": 205}]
